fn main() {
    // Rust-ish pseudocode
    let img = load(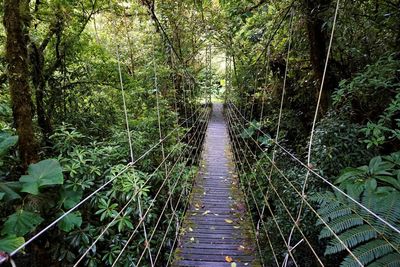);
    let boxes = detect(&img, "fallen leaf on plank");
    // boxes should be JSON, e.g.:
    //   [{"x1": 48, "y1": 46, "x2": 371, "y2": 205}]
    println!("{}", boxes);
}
[
  {"x1": 225, "y1": 256, "x2": 233, "y2": 262},
  {"x1": 202, "y1": 210, "x2": 210, "y2": 215}
]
